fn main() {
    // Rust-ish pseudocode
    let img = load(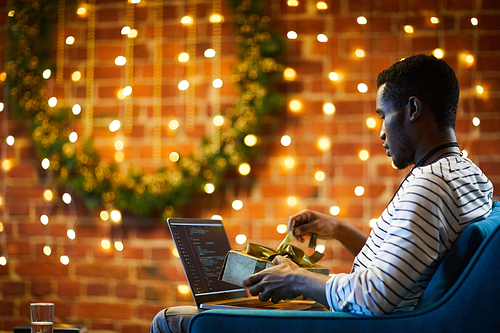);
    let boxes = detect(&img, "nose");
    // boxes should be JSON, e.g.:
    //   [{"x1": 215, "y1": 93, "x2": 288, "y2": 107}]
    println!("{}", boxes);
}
[{"x1": 379, "y1": 121, "x2": 386, "y2": 141}]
